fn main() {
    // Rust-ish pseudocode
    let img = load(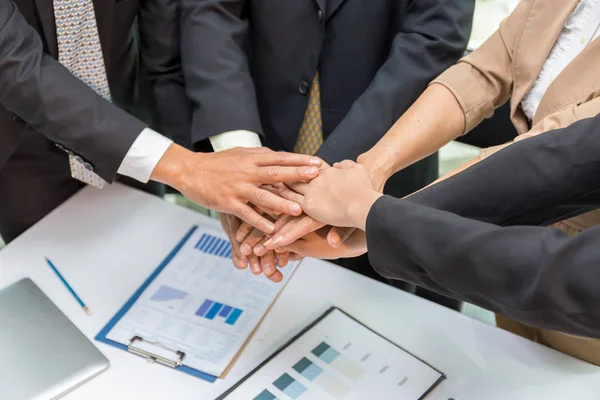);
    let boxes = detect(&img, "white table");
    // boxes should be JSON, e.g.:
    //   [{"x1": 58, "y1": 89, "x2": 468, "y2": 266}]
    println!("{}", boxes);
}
[{"x1": 1, "y1": 184, "x2": 598, "y2": 399}]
